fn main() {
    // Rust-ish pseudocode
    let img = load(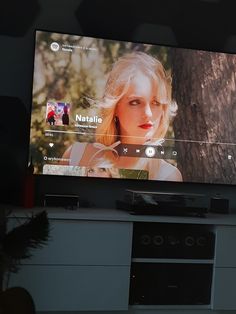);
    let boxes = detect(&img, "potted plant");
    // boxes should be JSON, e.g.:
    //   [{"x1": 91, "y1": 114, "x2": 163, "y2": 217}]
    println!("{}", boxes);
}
[{"x1": 0, "y1": 209, "x2": 50, "y2": 313}]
